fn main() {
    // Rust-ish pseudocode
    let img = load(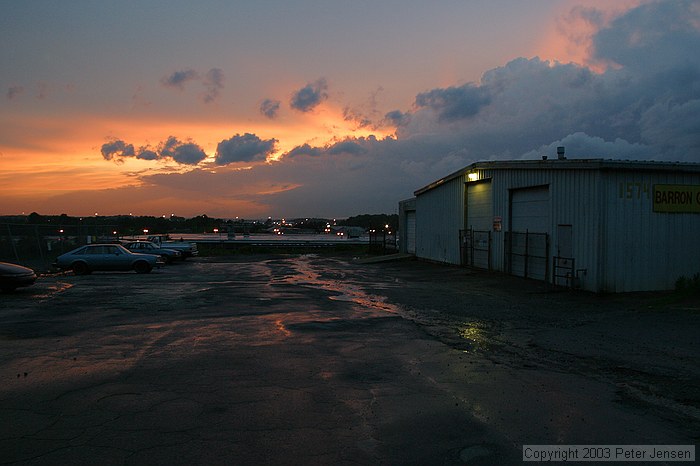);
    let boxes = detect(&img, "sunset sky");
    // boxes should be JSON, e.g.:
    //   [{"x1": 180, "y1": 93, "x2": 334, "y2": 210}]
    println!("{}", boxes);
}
[{"x1": 2, "y1": 0, "x2": 699, "y2": 218}]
